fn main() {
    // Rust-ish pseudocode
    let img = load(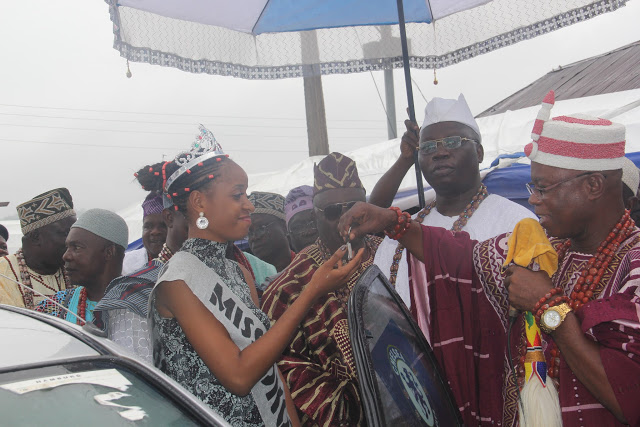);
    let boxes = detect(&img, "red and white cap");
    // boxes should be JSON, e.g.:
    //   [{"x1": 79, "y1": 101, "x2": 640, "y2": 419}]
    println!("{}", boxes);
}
[{"x1": 525, "y1": 90, "x2": 626, "y2": 171}]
